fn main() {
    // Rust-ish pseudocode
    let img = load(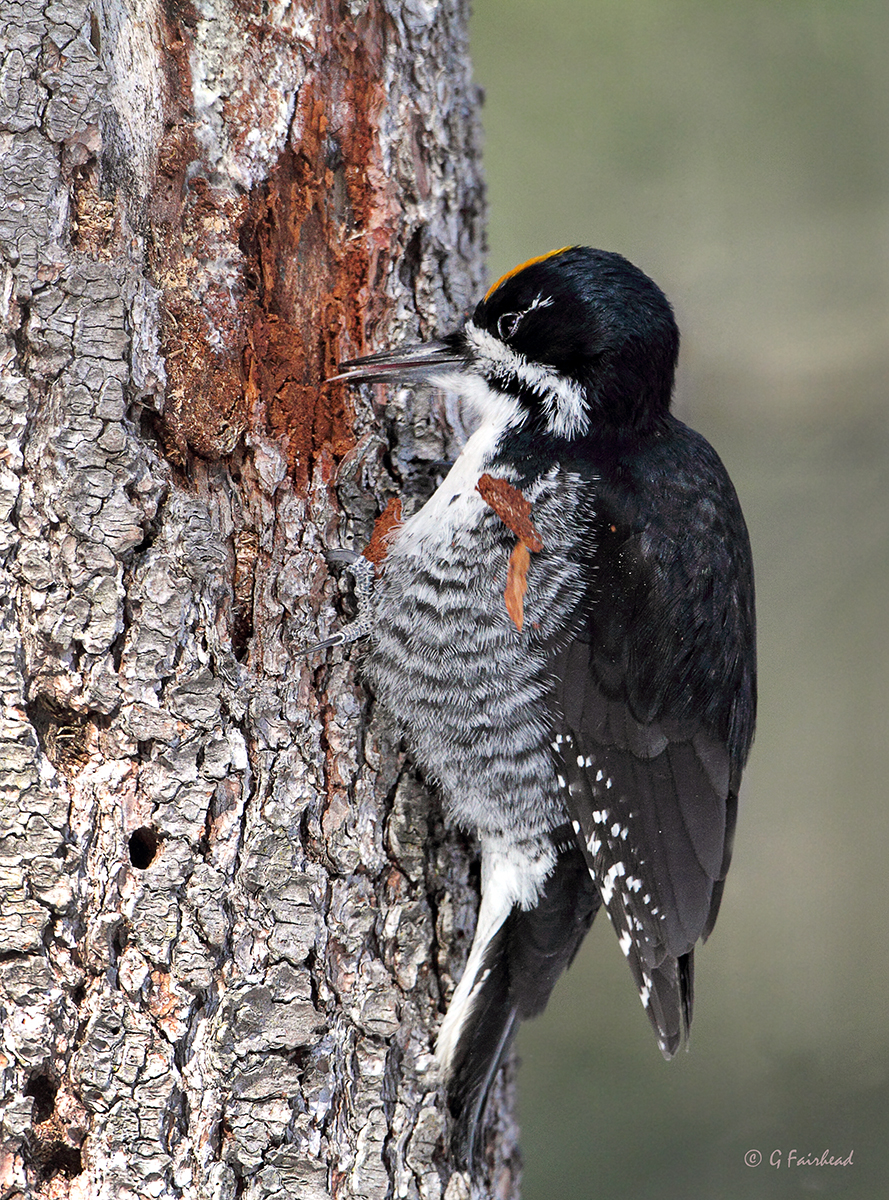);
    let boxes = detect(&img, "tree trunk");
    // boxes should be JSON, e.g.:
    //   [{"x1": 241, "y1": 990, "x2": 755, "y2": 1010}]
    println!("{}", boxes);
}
[{"x1": 0, "y1": 1, "x2": 519, "y2": 1196}]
